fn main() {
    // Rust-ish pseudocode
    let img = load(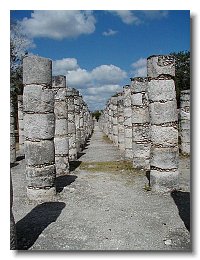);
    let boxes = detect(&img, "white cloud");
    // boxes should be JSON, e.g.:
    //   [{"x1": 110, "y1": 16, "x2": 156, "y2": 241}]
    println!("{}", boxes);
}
[
  {"x1": 102, "y1": 29, "x2": 118, "y2": 36},
  {"x1": 87, "y1": 84, "x2": 122, "y2": 95},
  {"x1": 142, "y1": 11, "x2": 169, "y2": 20},
  {"x1": 109, "y1": 11, "x2": 140, "y2": 25},
  {"x1": 52, "y1": 57, "x2": 127, "y2": 110},
  {"x1": 20, "y1": 10, "x2": 96, "y2": 39},
  {"x1": 67, "y1": 68, "x2": 92, "y2": 88},
  {"x1": 53, "y1": 58, "x2": 79, "y2": 75},
  {"x1": 109, "y1": 10, "x2": 169, "y2": 25},
  {"x1": 91, "y1": 64, "x2": 127, "y2": 84},
  {"x1": 131, "y1": 58, "x2": 147, "y2": 77}
]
